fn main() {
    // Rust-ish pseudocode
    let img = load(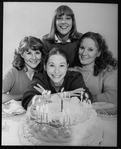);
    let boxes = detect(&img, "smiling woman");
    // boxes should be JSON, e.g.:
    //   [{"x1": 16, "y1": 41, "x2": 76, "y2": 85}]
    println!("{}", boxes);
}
[
  {"x1": 69, "y1": 32, "x2": 117, "y2": 105},
  {"x1": 42, "y1": 5, "x2": 82, "y2": 67},
  {"x1": 2, "y1": 36, "x2": 46, "y2": 104},
  {"x1": 22, "y1": 47, "x2": 93, "y2": 110}
]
